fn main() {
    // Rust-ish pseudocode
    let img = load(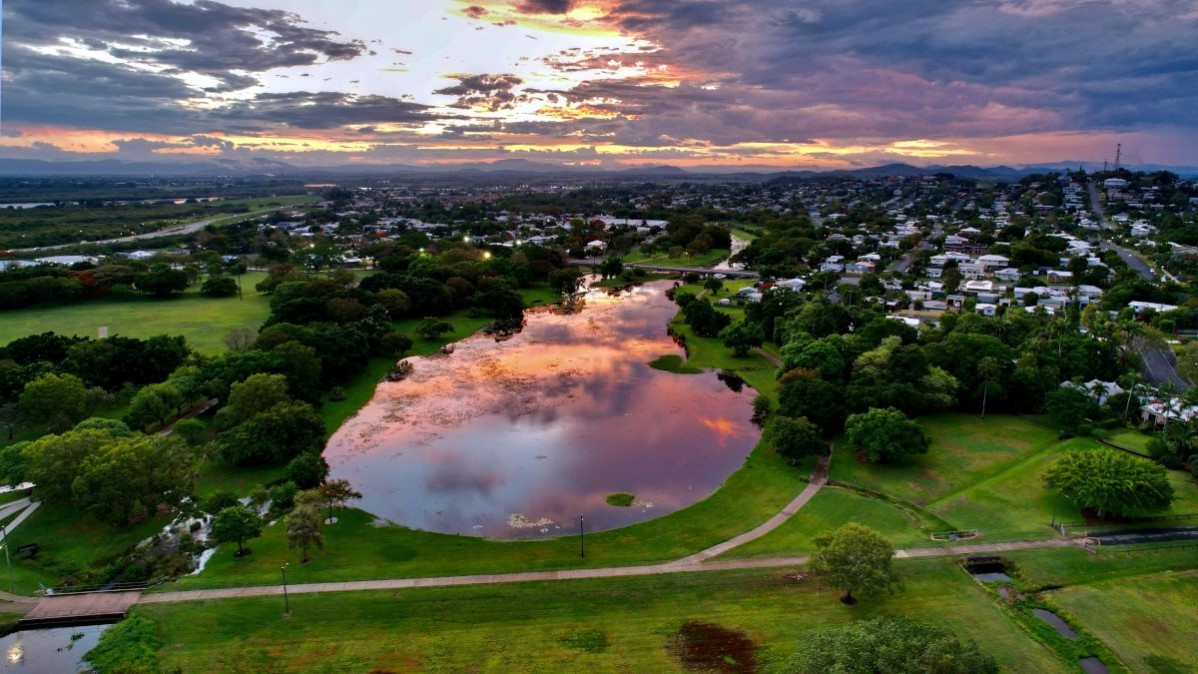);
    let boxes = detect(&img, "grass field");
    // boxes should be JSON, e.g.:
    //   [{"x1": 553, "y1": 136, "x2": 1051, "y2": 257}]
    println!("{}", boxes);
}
[
  {"x1": 0, "y1": 271, "x2": 274, "y2": 354},
  {"x1": 624, "y1": 248, "x2": 730, "y2": 268},
  {"x1": 721, "y1": 486, "x2": 933, "y2": 558},
  {"x1": 1051, "y1": 570, "x2": 1198, "y2": 673},
  {"x1": 139, "y1": 558, "x2": 1065, "y2": 673},
  {"x1": 826, "y1": 415, "x2": 1196, "y2": 541}
]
